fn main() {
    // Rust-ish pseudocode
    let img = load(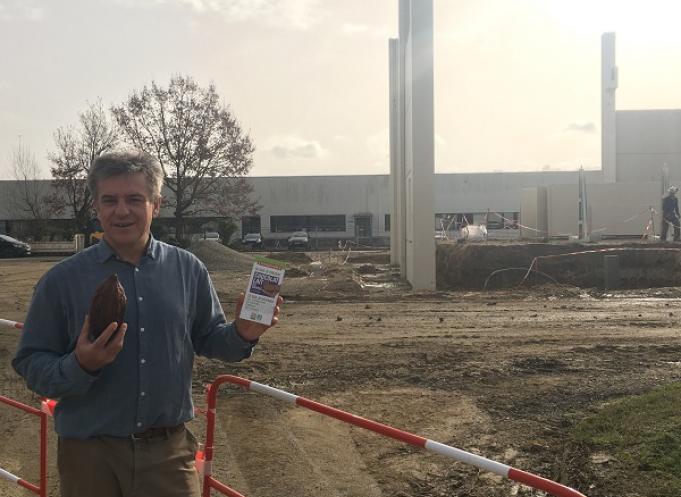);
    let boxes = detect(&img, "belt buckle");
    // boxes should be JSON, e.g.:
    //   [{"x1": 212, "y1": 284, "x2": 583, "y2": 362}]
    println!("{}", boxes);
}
[
  {"x1": 130, "y1": 427, "x2": 158, "y2": 442},
  {"x1": 130, "y1": 431, "x2": 145, "y2": 442},
  {"x1": 131, "y1": 425, "x2": 181, "y2": 442}
]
